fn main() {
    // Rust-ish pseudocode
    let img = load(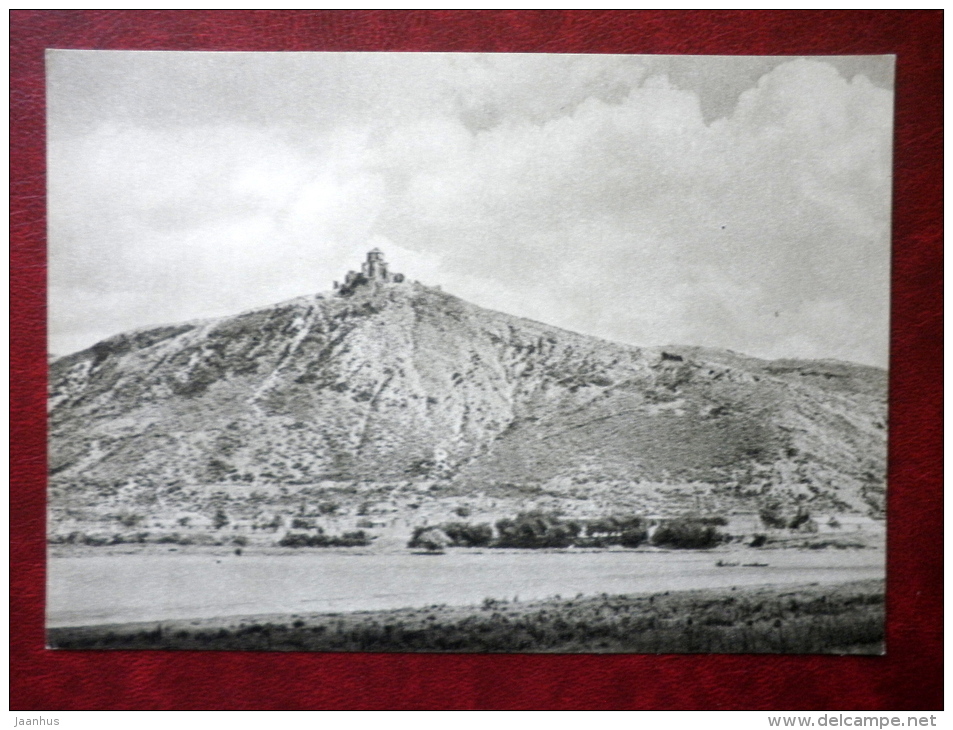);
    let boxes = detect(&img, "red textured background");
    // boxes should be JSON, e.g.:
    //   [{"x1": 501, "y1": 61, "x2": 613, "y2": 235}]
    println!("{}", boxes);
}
[{"x1": 10, "y1": 10, "x2": 942, "y2": 710}]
